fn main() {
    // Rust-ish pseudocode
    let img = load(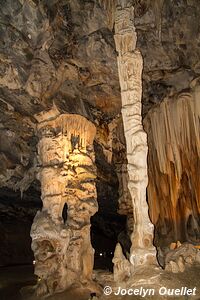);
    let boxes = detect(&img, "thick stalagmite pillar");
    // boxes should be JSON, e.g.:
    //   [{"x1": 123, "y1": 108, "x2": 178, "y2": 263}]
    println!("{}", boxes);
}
[
  {"x1": 31, "y1": 108, "x2": 98, "y2": 296},
  {"x1": 114, "y1": 1, "x2": 157, "y2": 271}
]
